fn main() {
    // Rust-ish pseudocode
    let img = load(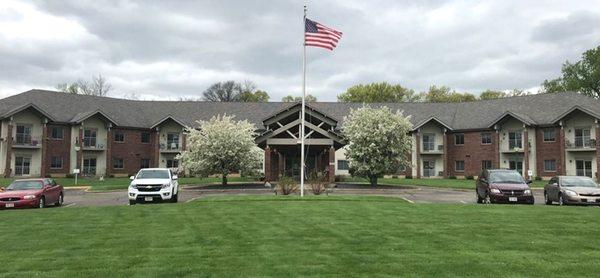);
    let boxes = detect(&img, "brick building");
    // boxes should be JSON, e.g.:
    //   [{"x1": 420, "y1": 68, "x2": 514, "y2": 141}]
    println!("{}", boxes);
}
[{"x1": 0, "y1": 90, "x2": 598, "y2": 181}]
